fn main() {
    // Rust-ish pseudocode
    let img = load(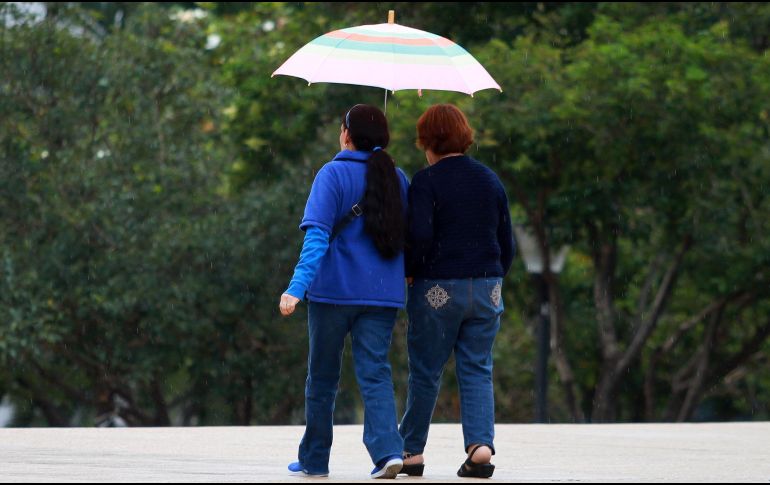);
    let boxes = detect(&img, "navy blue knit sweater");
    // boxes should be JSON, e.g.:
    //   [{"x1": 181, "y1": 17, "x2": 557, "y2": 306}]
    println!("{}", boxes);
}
[{"x1": 406, "y1": 155, "x2": 515, "y2": 279}]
